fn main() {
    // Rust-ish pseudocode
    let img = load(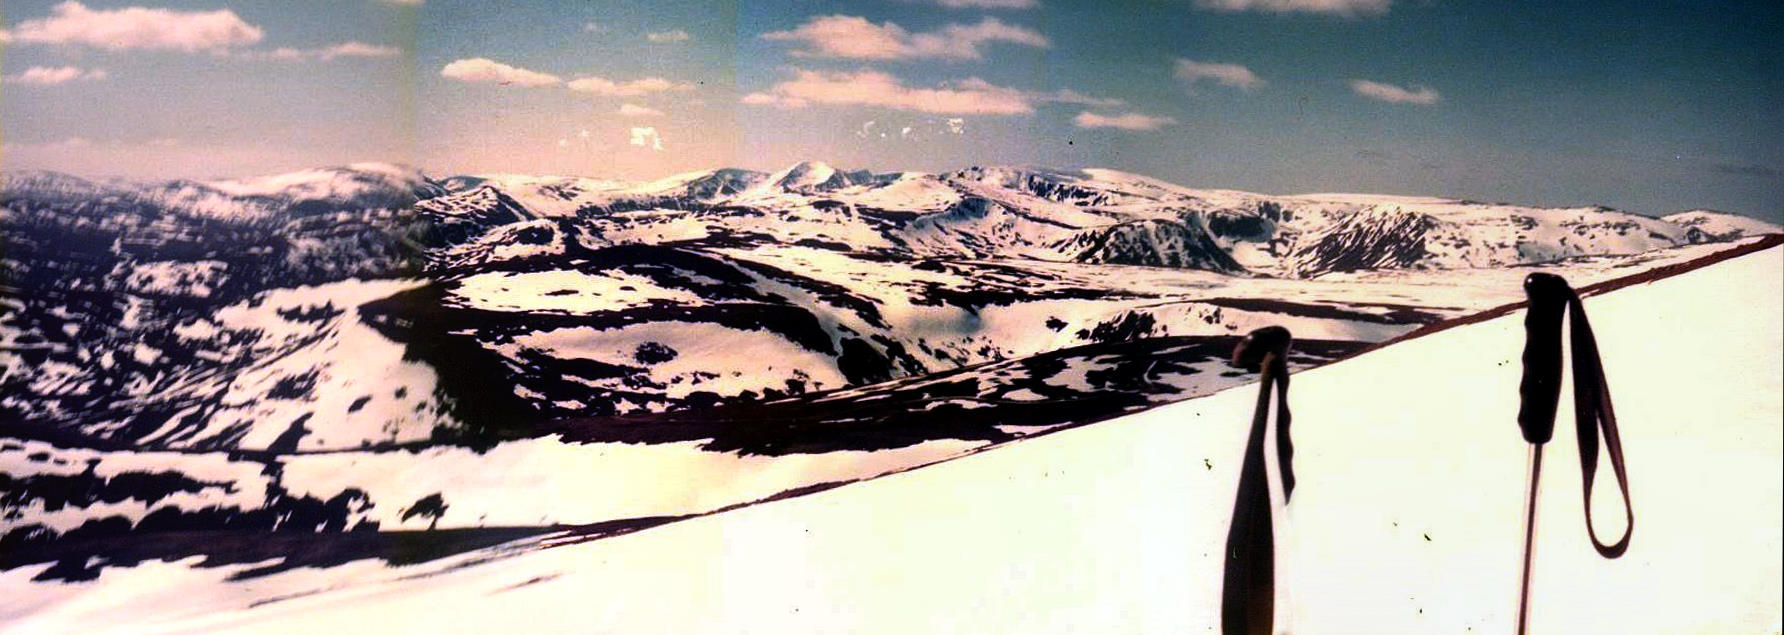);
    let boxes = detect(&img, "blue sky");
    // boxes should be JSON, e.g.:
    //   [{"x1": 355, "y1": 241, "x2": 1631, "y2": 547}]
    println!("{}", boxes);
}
[{"x1": 2, "y1": 0, "x2": 1780, "y2": 222}]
